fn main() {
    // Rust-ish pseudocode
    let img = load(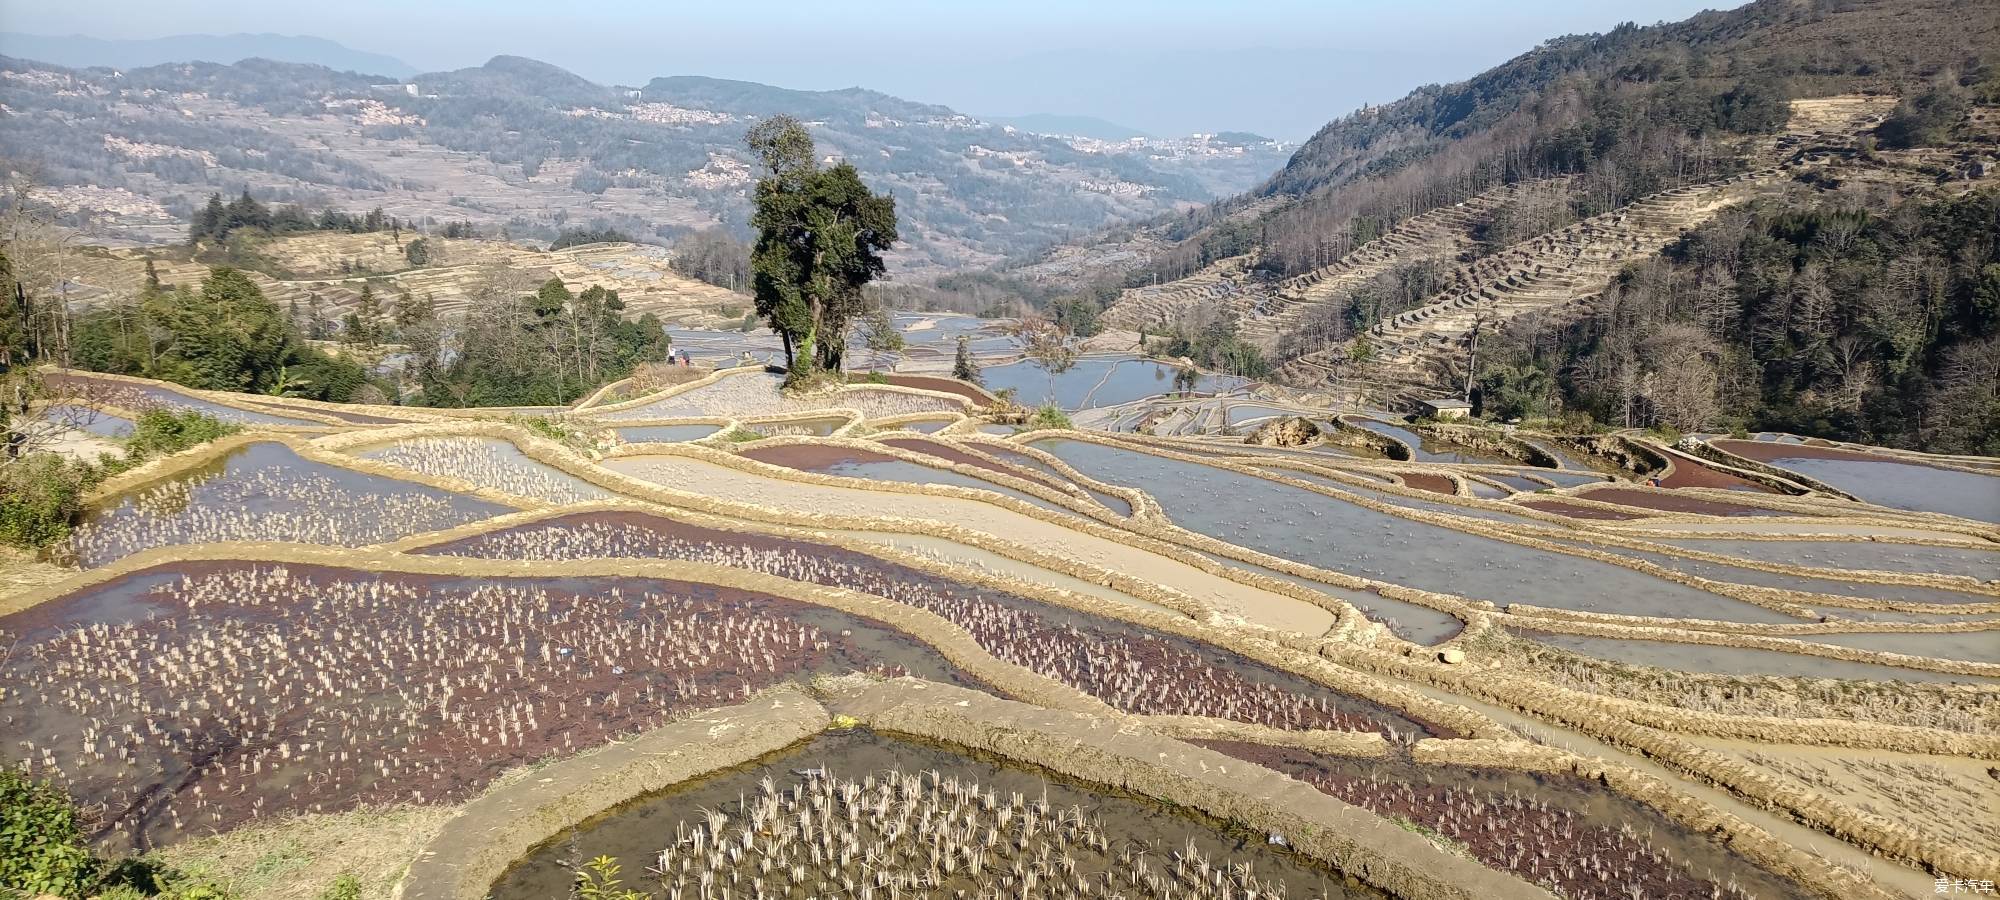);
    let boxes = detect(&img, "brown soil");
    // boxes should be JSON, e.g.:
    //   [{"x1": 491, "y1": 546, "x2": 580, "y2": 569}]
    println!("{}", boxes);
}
[
  {"x1": 739, "y1": 442, "x2": 899, "y2": 470},
  {"x1": 1714, "y1": 439, "x2": 1948, "y2": 469},
  {"x1": 1657, "y1": 455, "x2": 1779, "y2": 492},
  {"x1": 851, "y1": 373, "x2": 994, "y2": 405},
  {"x1": 1517, "y1": 499, "x2": 1652, "y2": 520},
  {"x1": 1574, "y1": 487, "x2": 1784, "y2": 517},
  {"x1": 1398, "y1": 472, "x2": 1457, "y2": 495},
  {"x1": 876, "y1": 437, "x2": 1026, "y2": 480}
]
